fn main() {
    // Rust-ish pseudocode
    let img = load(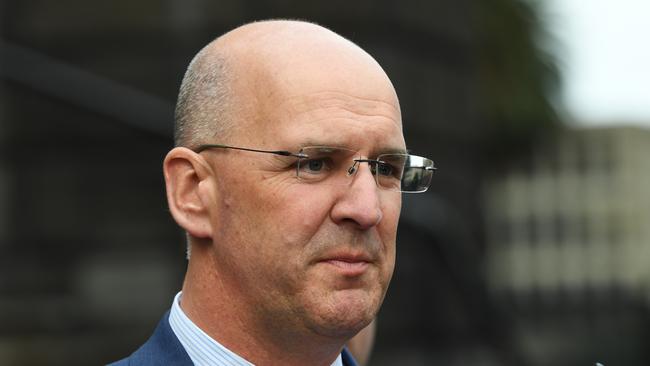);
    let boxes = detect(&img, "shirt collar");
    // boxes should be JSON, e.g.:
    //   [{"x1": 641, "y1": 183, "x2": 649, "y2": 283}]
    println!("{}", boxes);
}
[{"x1": 168, "y1": 291, "x2": 343, "y2": 366}]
